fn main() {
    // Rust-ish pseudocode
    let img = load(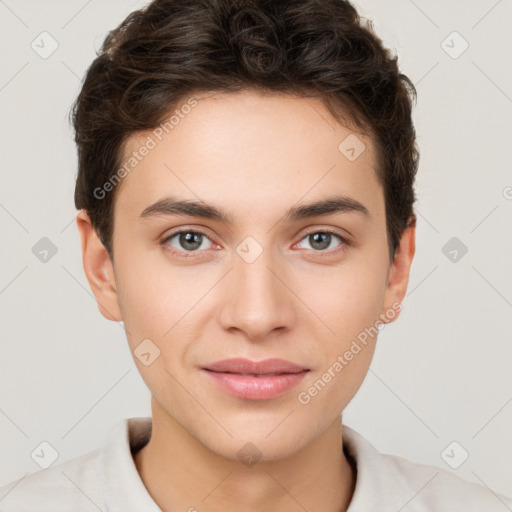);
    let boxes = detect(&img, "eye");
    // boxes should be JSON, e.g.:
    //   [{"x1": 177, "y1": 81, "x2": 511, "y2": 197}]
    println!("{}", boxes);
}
[
  {"x1": 161, "y1": 228, "x2": 350, "y2": 258},
  {"x1": 295, "y1": 230, "x2": 348, "y2": 253},
  {"x1": 162, "y1": 229, "x2": 214, "y2": 255}
]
